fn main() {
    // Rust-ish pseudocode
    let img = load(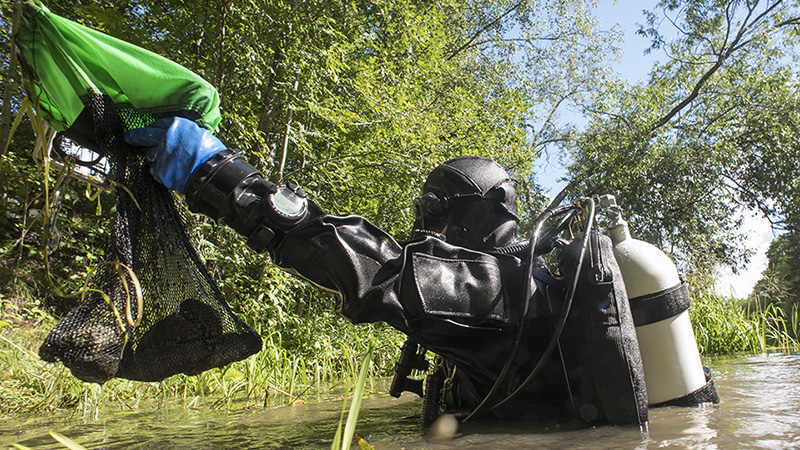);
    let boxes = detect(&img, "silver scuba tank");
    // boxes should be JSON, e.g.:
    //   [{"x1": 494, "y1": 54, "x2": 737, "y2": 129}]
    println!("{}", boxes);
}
[{"x1": 599, "y1": 195, "x2": 707, "y2": 405}]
